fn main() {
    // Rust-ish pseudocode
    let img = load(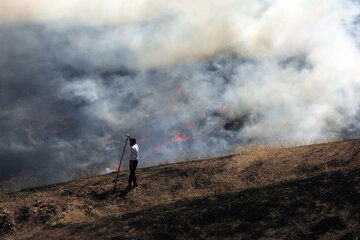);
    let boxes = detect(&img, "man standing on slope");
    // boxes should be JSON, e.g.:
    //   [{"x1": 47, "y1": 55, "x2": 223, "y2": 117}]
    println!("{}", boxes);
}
[{"x1": 126, "y1": 133, "x2": 139, "y2": 188}]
